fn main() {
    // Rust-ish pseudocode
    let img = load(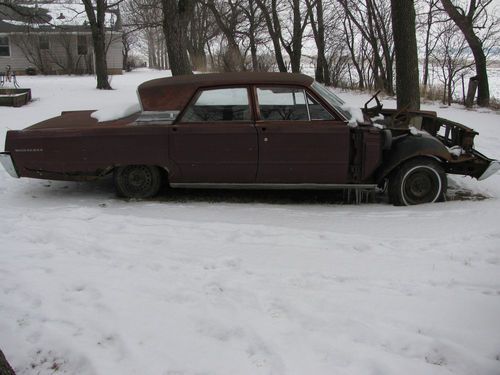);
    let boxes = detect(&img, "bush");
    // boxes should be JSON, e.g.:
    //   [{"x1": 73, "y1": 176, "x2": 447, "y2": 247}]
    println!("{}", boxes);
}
[{"x1": 25, "y1": 67, "x2": 37, "y2": 75}]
